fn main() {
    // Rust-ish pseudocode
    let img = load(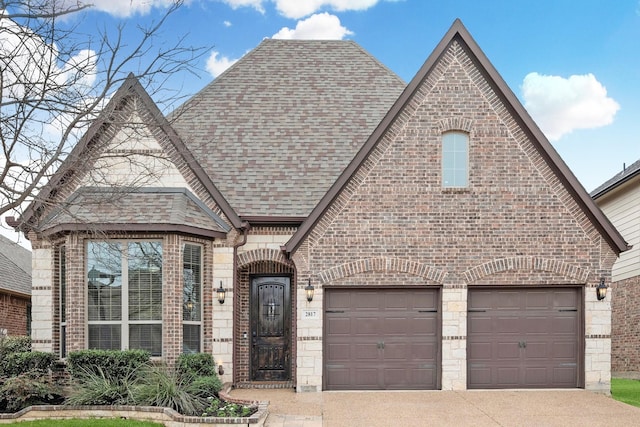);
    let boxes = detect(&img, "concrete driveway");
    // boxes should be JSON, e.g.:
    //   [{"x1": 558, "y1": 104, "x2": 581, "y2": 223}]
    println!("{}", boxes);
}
[{"x1": 229, "y1": 388, "x2": 640, "y2": 427}]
